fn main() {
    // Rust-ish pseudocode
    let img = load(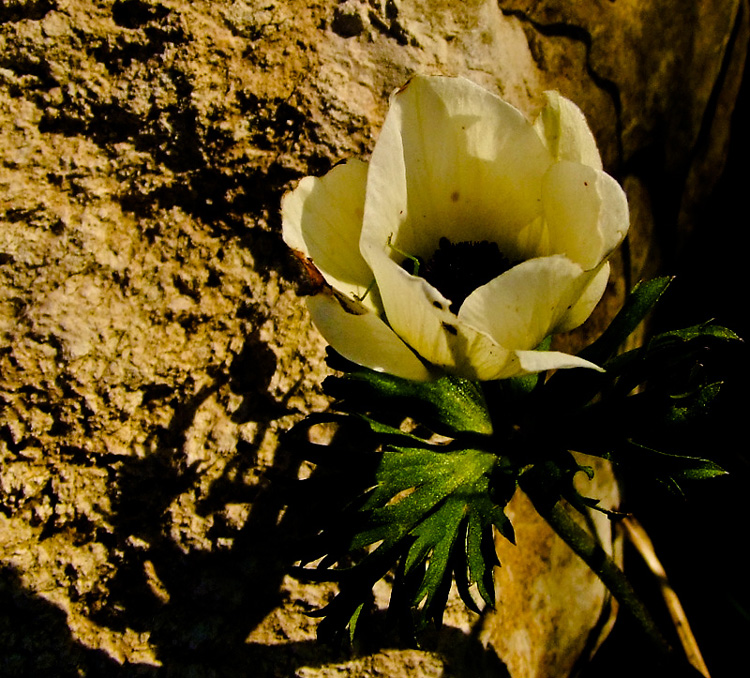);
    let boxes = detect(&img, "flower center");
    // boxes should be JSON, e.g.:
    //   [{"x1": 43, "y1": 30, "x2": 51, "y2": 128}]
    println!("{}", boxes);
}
[{"x1": 413, "y1": 237, "x2": 514, "y2": 313}]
